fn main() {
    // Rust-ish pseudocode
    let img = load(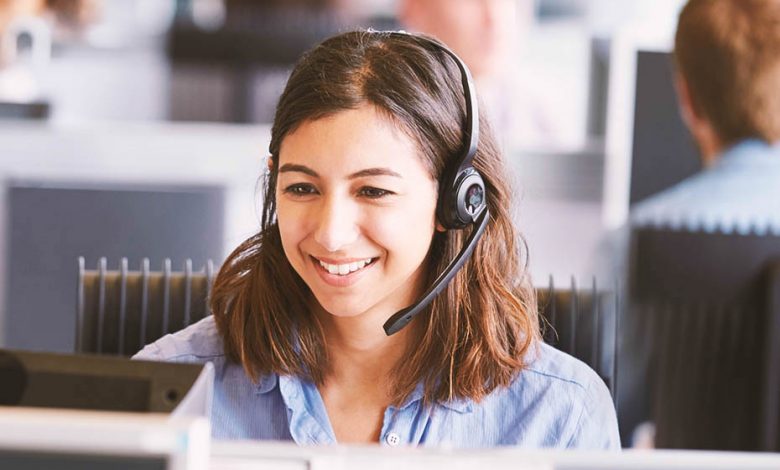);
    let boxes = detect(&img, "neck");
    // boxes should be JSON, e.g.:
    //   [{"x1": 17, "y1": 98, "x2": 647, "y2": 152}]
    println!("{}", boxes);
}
[{"x1": 317, "y1": 306, "x2": 413, "y2": 383}]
